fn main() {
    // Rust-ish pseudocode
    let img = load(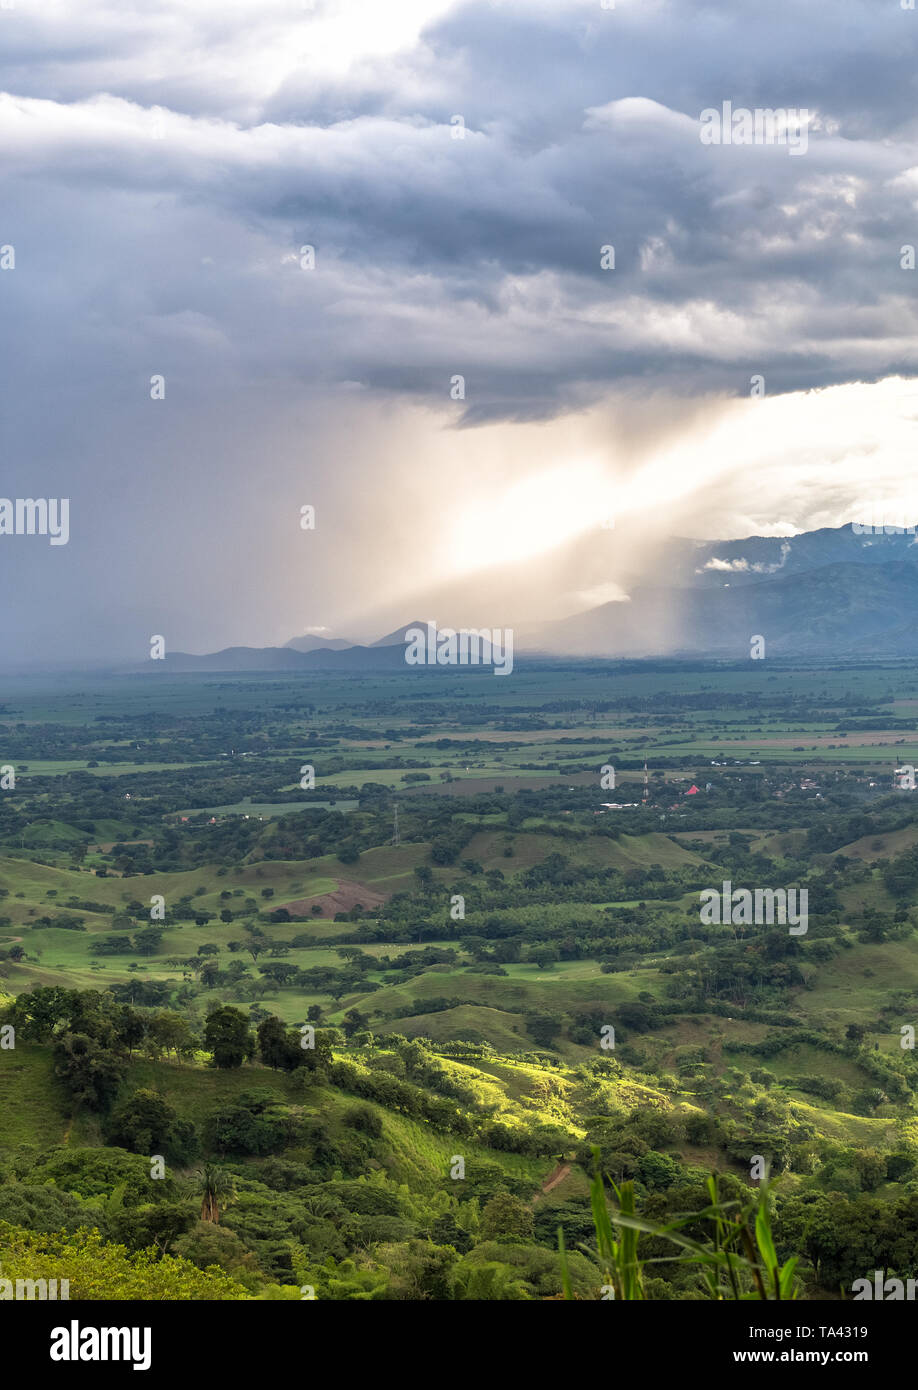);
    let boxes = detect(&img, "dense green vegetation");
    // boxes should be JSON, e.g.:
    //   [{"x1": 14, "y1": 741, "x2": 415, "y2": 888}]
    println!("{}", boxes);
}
[{"x1": 3, "y1": 661, "x2": 918, "y2": 1298}]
